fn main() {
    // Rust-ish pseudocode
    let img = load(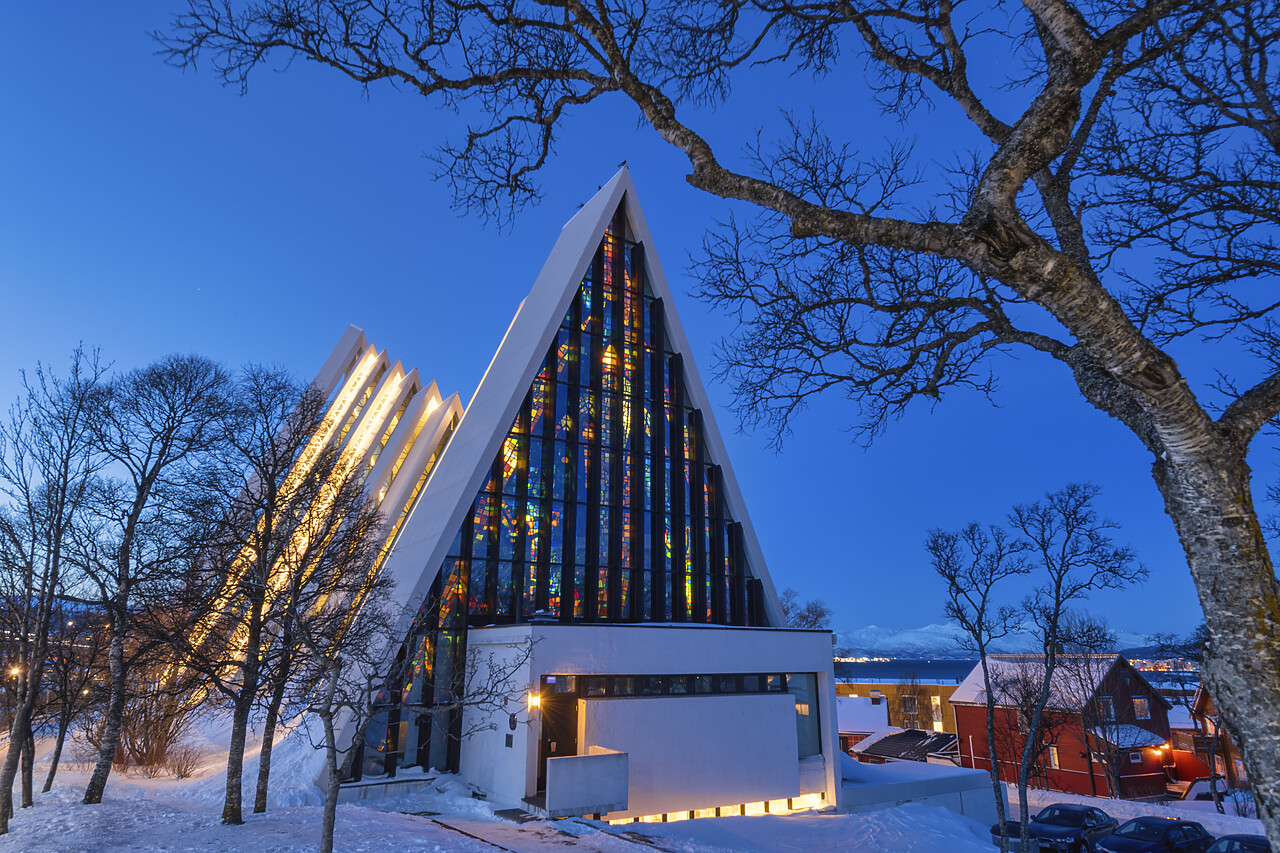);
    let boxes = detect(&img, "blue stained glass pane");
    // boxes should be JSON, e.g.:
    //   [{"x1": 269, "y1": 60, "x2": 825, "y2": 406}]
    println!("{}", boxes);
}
[
  {"x1": 580, "y1": 387, "x2": 593, "y2": 444},
  {"x1": 467, "y1": 556, "x2": 485, "y2": 614},
  {"x1": 578, "y1": 441, "x2": 590, "y2": 499},
  {"x1": 580, "y1": 333, "x2": 594, "y2": 387},
  {"x1": 496, "y1": 561, "x2": 513, "y2": 617},
  {"x1": 550, "y1": 501, "x2": 564, "y2": 564},
  {"x1": 555, "y1": 383, "x2": 571, "y2": 440},
  {"x1": 553, "y1": 441, "x2": 568, "y2": 501},
  {"x1": 575, "y1": 503, "x2": 589, "y2": 567},
  {"x1": 600, "y1": 448, "x2": 612, "y2": 504},
  {"x1": 527, "y1": 438, "x2": 544, "y2": 498},
  {"x1": 598, "y1": 506, "x2": 610, "y2": 566},
  {"x1": 580, "y1": 286, "x2": 593, "y2": 332}
]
